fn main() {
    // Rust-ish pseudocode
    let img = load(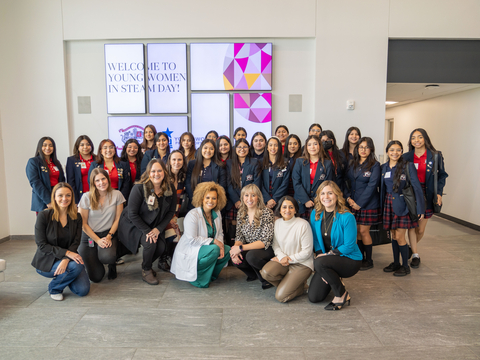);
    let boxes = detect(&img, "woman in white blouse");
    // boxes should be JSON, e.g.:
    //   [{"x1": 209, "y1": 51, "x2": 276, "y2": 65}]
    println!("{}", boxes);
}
[{"x1": 260, "y1": 195, "x2": 314, "y2": 302}]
